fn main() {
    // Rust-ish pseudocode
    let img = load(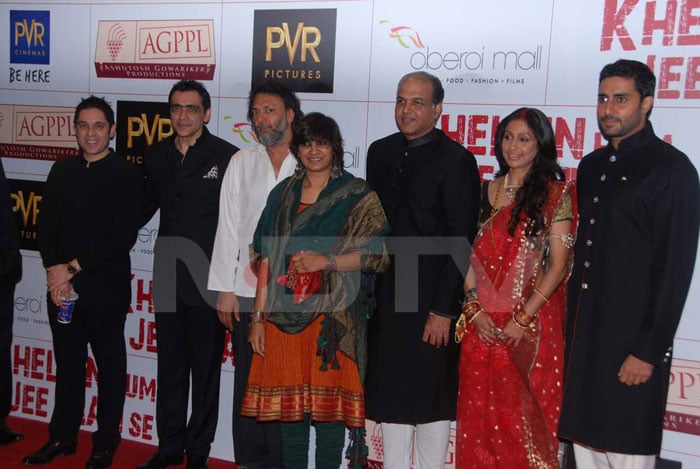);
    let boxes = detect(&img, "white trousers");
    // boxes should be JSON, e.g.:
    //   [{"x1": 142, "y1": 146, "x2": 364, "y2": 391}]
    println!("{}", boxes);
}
[
  {"x1": 380, "y1": 421, "x2": 451, "y2": 469},
  {"x1": 573, "y1": 443, "x2": 656, "y2": 469}
]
